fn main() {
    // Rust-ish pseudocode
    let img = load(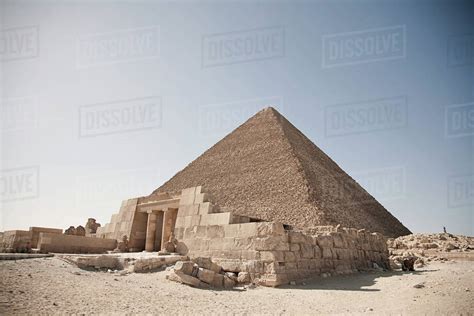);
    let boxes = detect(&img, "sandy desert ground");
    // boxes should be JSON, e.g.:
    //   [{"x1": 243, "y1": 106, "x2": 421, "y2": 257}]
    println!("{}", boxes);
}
[{"x1": 1, "y1": 256, "x2": 473, "y2": 315}]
